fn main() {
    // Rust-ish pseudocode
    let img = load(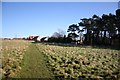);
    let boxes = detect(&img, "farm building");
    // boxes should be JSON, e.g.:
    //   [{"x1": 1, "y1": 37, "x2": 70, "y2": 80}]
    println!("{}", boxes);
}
[
  {"x1": 28, "y1": 36, "x2": 34, "y2": 40},
  {"x1": 33, "y1": 36, "x2": 41, "y2": 42}
]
